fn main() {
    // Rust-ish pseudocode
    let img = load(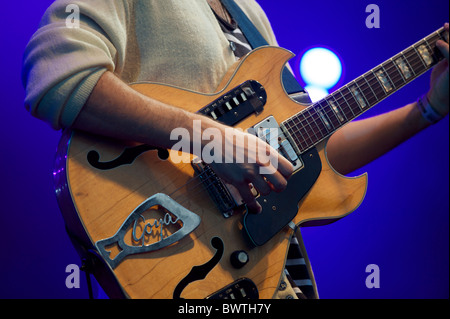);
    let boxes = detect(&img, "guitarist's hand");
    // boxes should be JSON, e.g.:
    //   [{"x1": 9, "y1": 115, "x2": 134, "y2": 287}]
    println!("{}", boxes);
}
[
  {"x1": 207, "y1": 126, "x2": 294, "y2": 214},
  {"x1": 427, "y1": 23, "x2": 449, "y2": 117}
]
